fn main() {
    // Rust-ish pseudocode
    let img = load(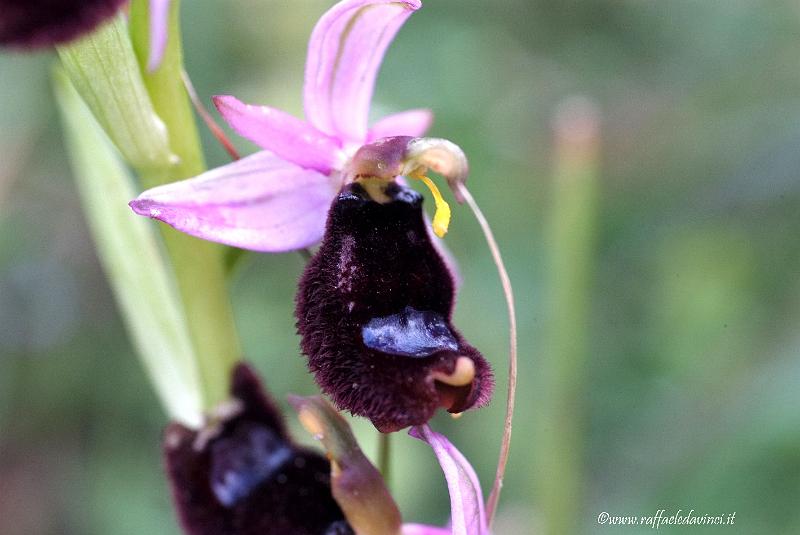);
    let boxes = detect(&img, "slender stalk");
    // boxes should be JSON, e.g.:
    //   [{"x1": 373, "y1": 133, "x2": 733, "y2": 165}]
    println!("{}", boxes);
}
[
  {"x1": 129, "y1": 0, "x2": 240, "y2": 410},
  {"x1": 456, "y1": 183, "x2": 518, "y2": 527},
  {"x1": 535, "y1": 97, "x2": 599, "y2": 535},
  {"x1": 181, "y1": 69, "x2": 241, "y2": 160},
  {"x1": 377, "y1": 432, "x2": 392, "y2": 486}
]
